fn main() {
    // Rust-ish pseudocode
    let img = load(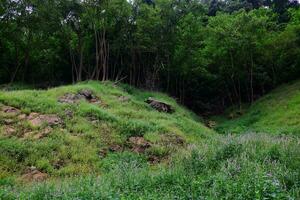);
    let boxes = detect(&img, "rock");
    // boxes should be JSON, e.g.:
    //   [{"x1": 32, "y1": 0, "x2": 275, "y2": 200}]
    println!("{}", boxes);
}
[
  {"x1": 58, "y1": 89, "x2": 100, "y2": 104},
  {"x1": 128, "y1": 137, "x2": 151, "y2": 153},
  {"x1": 118, "y1": 96, "x2": 130, "y2": 102},
  {"x1": 33, "y1": 127, "x2": 53, "y2": 139},
  {"x1": 4, "y1": 119, "x2": 14, "y2": 125},
  {"x1": 53, "y1": 159, "x2": 65, "y2": 169},
  {"x1": 78, "y1": 89, "x2": 100, "y2": 103},
  {"x1": 78, "y1": 89, "x2": 94, "y2": 100},
  {"x1": 64, "y1": 109, "x2": 73, "y2": 118},
  {"x1": 2, "y1": 106, "x2": 20, "y2": 115},
  {"x1": 58, "y1": 93, "x2": 79, "y2": 104},
  {"x1": 207, "y1": 120, "x2": 216, "y2": 128},
  {"x1": 99, "y1": 149, "x2": 108, "y2": 158},
  {"x1": 28, "y1": 112, "x2": 39, "y2": 119},
  {"x1": 3, "y1": 126, "x2": 16, "y2": 136},
  {"x1": 23, "y1": 131, "x2": 35, "y2": 138},
  {"x1": 28, "y1": 113, "x2": 62, "y2": 127},
  {"x1": 148, "y1": 155, "x2": 160, "y2": 164},
  {"x1": 159, "y1": 133, "x2": 185, "y2": 146},
  {"x1": 109, "y1": 144, "x2": 123, "y2": 152},
  {"x1": 21, "y1": 166, "x2": 48, "y2": 182},
  {"x1": 145, "y1": 97, "x2": 173, "y2": 113},
  {"x1": 18, "y1": 114, "x2": 27, "y2": 120}
]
